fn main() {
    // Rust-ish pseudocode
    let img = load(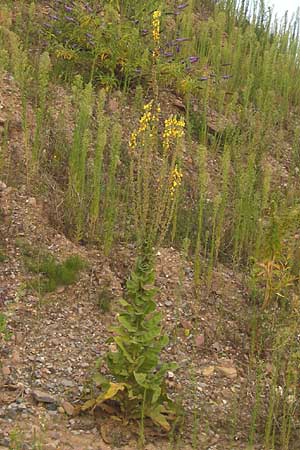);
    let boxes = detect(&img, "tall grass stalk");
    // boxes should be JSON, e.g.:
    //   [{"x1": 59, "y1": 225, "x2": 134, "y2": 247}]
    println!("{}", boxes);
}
[
  {"x1": 89, "y1": 89, "x2": 107, "y2": 239},
  {"x1": 31, "y1": 51, "x2": 51, "y2": 174},
  {"x1": 67, "y1": 77, "x2": 93, "y2": 240},
  {"x1": 103, "y1": 122, "x2": 122, "y2": 255}
]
